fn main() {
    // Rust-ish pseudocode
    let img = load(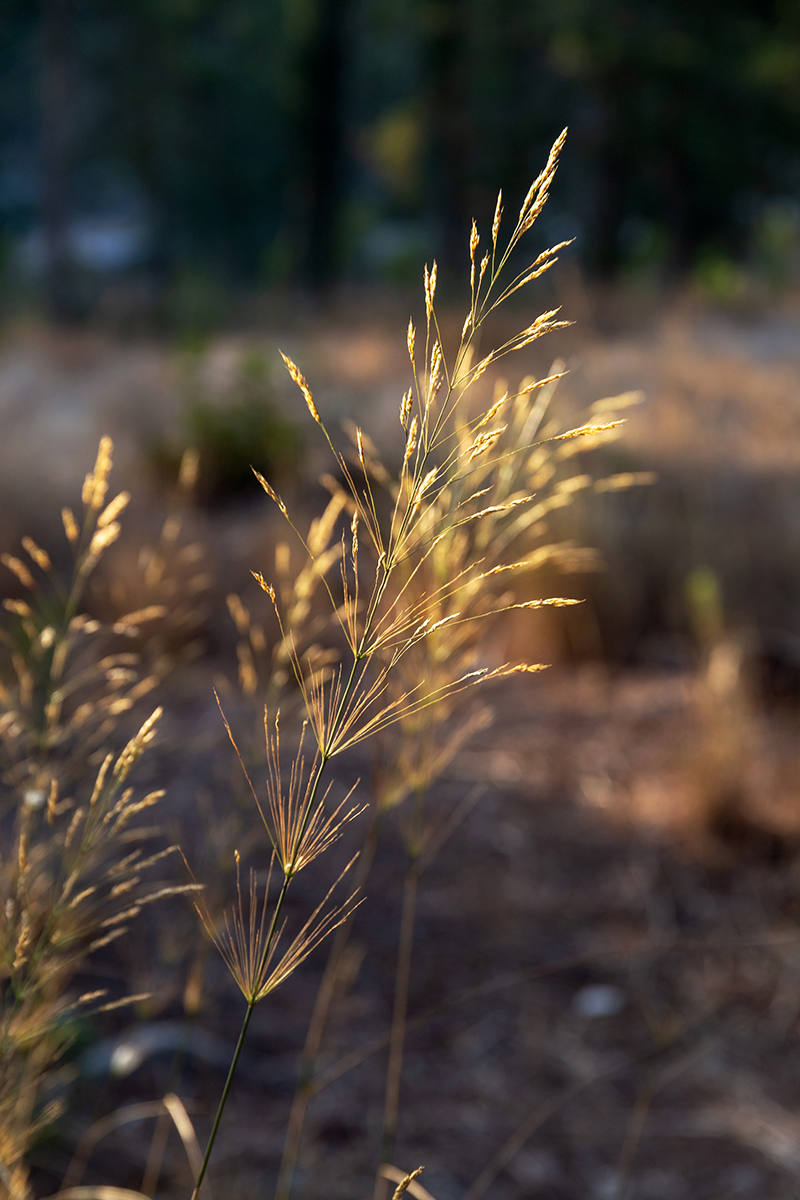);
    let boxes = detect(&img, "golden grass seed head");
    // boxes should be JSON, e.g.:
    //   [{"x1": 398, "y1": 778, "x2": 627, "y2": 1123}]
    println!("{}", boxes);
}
[
  {"x1": 84, "y1": 436, "x2": 114, "y2": 511},
  {"x1": 112, "y1": 707, "x2": 163, "y2": 780},
  {"x1": 113, "y1": 605, "x2": 167, "y2": 634},
  {"x1": 418, "y1": 467, "x2": 438, "y2": 498},
  {"x1": 3, "y1": 599, "x2": 32, "y2": 617},
  {"x1": 253, "y1": 469, "x2": 288, "y2": 515},
  {"x1": 403, "y1": 417, "x2": 418, "y2": 467},
  {"x1": 252, "y1": 571, "x2": 277, "y2": 607},
  {"x1": 470, "y1": 350, "x2": 494, "y2": 385},
  {"x1": 178, "y1": 446, "x2": 200, "y2": 490},
  {"x1": 552, "y1": 419, "x2": 625, "y2": 442},
  {"x1": 62, "y1": 506, "x2": 79, "y2": 545},
  {"x1": 492, "y1": 189, "x2": 503, "y2": 246},
  {"x1": 13, "y1": 910, "x2": 31, "y2": 971},
  {"x1": 351, "y1": 510, "x2": 359, "y2": 559},
  {"x1": 227, "y1": 594, "x2": 251, "y2": 634},
  {"x1": 280, "y1": 350, "x2": 321, "y2": 424},
  {"x1": 555, "y1": 474, "x2": 592, "y2": 495},
  {"x1": 400, "y1": 388, "x2": 413, "y2": 430},
  {"x1": 47, "y1": 779, "x2": 58, "y2": 825},
  {"x1": 2, "y1": 554, "x2": 36, "y2": 591},
  {"x1": 594, "y1": 471, "x2": 657, "y2": 492},
  {"x1": 467, "y1": 426, "x2": 506, "y2": 462},
  {"x1": 590, "y1": 389, "x2": 645, "y2": 415},
  {"x1": 429, "y1": 342, "x2": 443, "y2": 396},
  {"x1": 424, "y1": 261, "x2": 437, "y2": 319},
  {"x1": 88, "y1": 521, "x2": 121, "y2": 558},
  {"x1": 237, "y1": 644, "x2": 258, "y2": 694},
  {"x1": 64, "y1": 806, "x2": 85, "y2": 848},
  {"x1": 477, "y1": 387, "x2": 508, "y2": 429},
  {"x1": 391, "y1": 1167, "x2": 425, "y2": 1200},
  {"x1": 407, "y1": 318, "x2": 416, "y2": 364},
  {"x1": 98, "y1": 491, "x2": 130, "y2": 529},
  {"x1": 21, "y1": 537, "x2": 51, "y2": 572}
]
